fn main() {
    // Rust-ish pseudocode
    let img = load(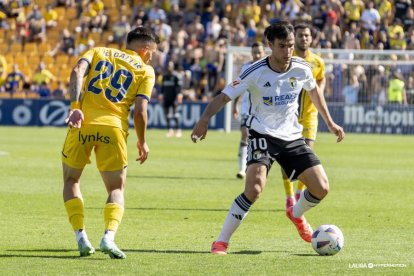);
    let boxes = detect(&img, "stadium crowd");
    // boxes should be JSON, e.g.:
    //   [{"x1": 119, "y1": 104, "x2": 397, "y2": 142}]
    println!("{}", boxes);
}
[{"x1": 0, "y1": 0, "x2": 413, "y2": 105}]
